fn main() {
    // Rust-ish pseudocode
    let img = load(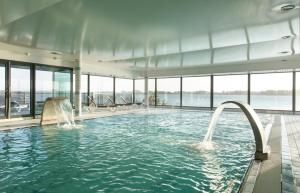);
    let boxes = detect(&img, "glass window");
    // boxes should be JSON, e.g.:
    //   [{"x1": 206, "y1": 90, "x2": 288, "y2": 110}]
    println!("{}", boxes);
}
[
  {"x1": 115, "y1": 78, "x2": 133, "y2": 104},
  {"x1": 36, "y1": 68, "x2": 72, "y2": 115},
  {"x1": 11, "y1": 66, "x2": 31, "y2": 116},
  {"x1": 134, "y1": 79, "x2": 144, "y2": 104},
  {"x1": 157, "y1": 78, "x2": 180, "y2": 106},
  {"x1": 36, "y1": 70, "x2": 53, "y2": 115},
  {"x1": 182, "y1": 76, "x2": 210, "y2": 107},
  {"x1": 81, "y1": 75, "x2": 88, "y2": 106},
  {"x1": 0, "y1": 65, "x2": 5, "y2": 118},
  {"x1": 214, "y1": 75, "x2": 248, "y2": 108},
  {"x1": 251, "y1": 72, "x2": 292, "y2": 110},
  {"x1": 90, "y1": 76, "x2": 114, "y2": 106},
  {"x1": 53, "y1": 72, "x2": 71, "y2": 99},
  {"x1": 296, "y1": 72, "x2": 300, "y2": 111},
  {"x1": 148, "y1": 79, "x2": 155, "y2": 105}
]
